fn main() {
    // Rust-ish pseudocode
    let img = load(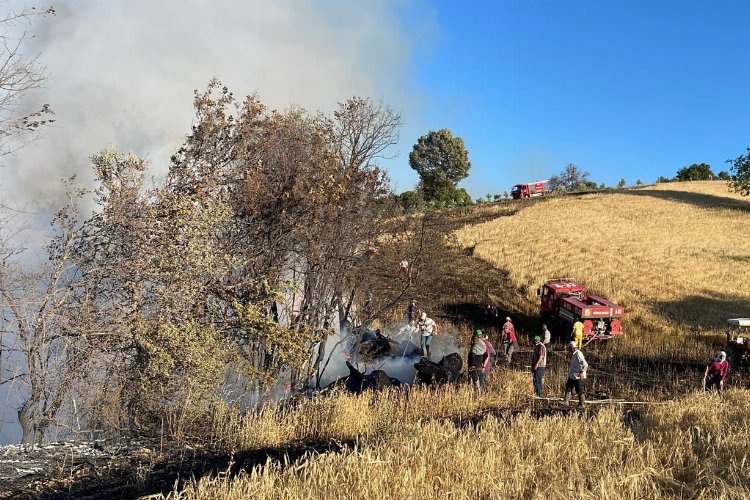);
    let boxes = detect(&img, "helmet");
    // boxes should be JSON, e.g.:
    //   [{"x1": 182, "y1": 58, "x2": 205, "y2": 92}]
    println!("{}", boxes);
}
[
  {"x1": 568, "y1": 341, "x2": 577, "y2": 350},
  {"x1": 420, "y1": 312, "x2": 427, "y2": 320},
  {"x1": 505, "y1": 317, "x2": 511, "y2": 322},
  {"x1": 474, "y1": 329, "x2": 483, "y2": 337},
  {"x1": 534, "y1": 335, "x2": 541, "y2": 342}
]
